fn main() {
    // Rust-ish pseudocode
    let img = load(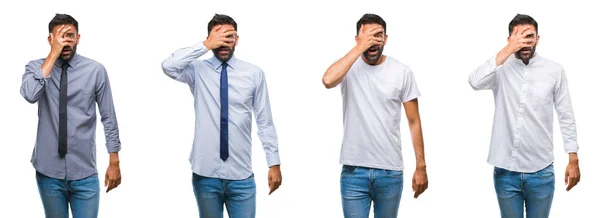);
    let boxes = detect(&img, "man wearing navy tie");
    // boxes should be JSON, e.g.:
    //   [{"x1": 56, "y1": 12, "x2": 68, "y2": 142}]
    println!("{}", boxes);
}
[{"x1": 161, "y1": 14, "x2": 282, "y2": 218}]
